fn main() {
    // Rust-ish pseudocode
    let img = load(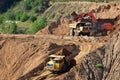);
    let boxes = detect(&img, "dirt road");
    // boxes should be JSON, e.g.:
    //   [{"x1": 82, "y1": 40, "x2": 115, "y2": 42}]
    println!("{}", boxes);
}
[{"x1": 0, "y1": 34, "x2": 106, "y2": 80}]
